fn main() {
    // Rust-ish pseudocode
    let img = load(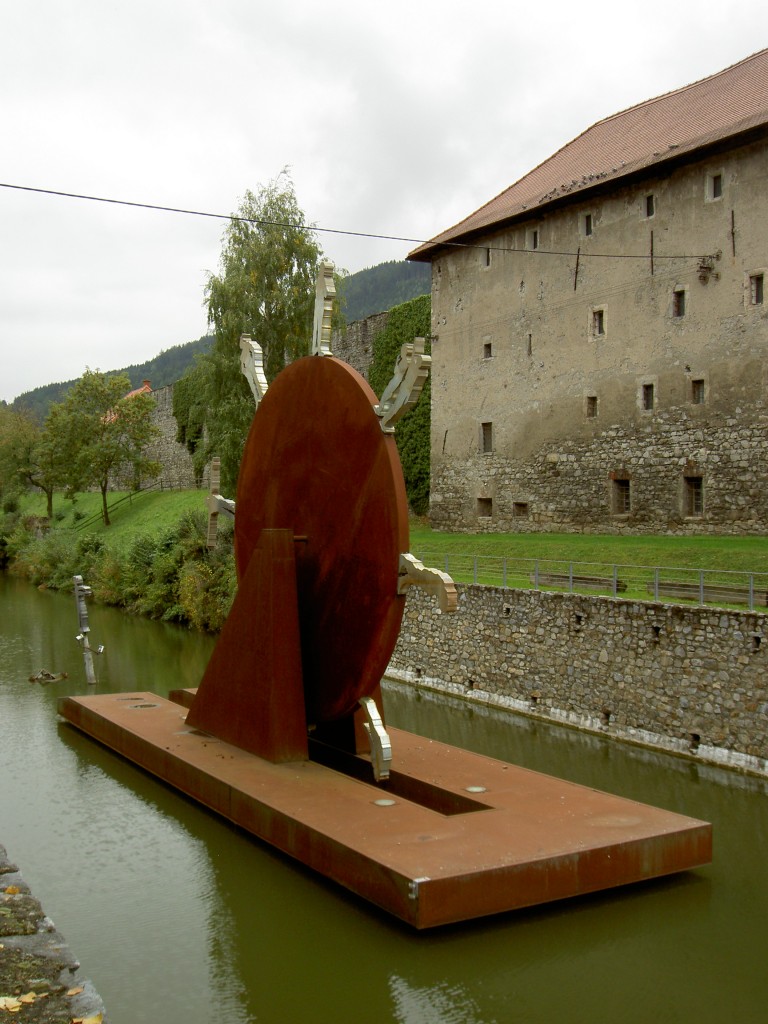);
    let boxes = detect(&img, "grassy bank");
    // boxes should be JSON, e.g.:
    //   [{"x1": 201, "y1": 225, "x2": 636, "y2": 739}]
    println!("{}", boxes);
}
[{"x1": 6, "y1": 491, "x2": 768, "y2": 627}]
